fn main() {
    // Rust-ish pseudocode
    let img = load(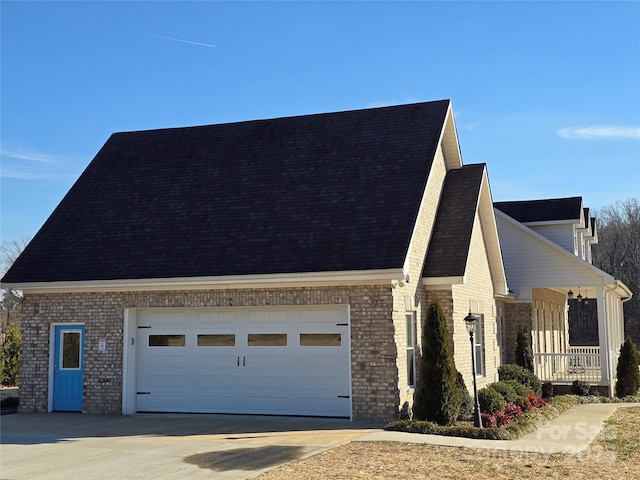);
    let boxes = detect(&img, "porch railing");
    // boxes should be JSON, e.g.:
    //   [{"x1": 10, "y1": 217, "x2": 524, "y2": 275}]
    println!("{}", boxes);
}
[{"x1": 533, "y1": 347, "x2": 601, "y2": 384}]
